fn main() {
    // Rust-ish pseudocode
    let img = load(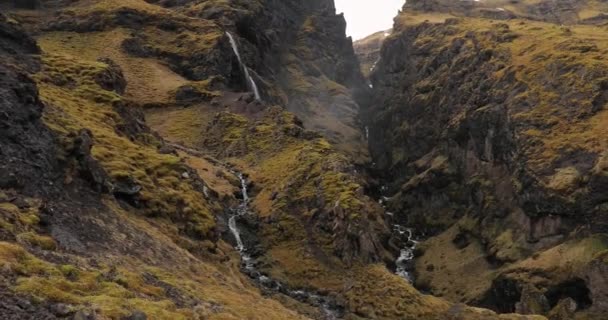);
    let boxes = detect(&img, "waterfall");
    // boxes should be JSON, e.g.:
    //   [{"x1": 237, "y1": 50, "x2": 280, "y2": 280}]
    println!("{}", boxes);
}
[
  {"x1": 226, "y1": 32, "x2": 261, "y2": 101},
  {"x1": 228, "y1": 216, "x2": 245, "y2": 252},
  {"x1": 369, "y1": 58, "x2": 380, "y2": 72},
  {"x1": 238, "y1": 173, "x2": 249, "y2": 204},
  {"x1": 226, "y1": 171, "x2": 341, "y2": 319}
]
